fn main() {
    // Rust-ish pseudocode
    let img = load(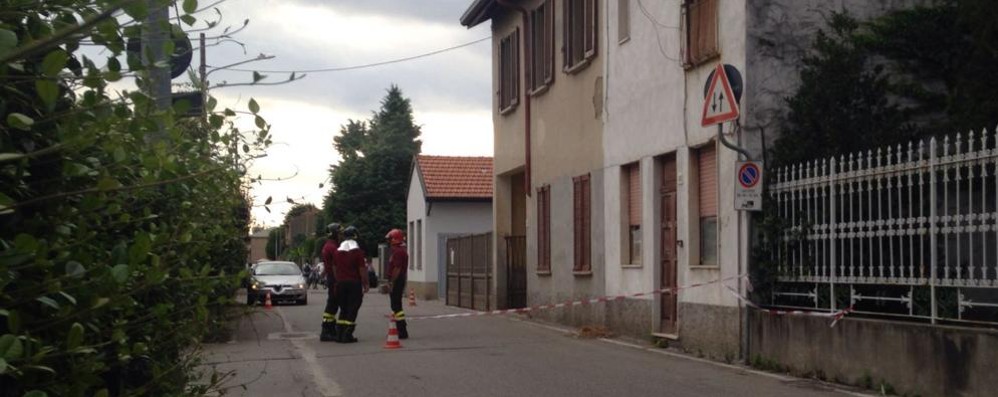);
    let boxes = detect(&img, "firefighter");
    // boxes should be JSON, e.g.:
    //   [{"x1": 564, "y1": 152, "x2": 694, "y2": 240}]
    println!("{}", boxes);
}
[
  {"x1": 333, "y1": 226, "x2": 369, "y2": 343},
  {"x1": 385, "y1": 228, "x2": 409, "y2": 339},
  {"x1": 318, "y1": 223, "x2": 342, "y2": 342}
]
